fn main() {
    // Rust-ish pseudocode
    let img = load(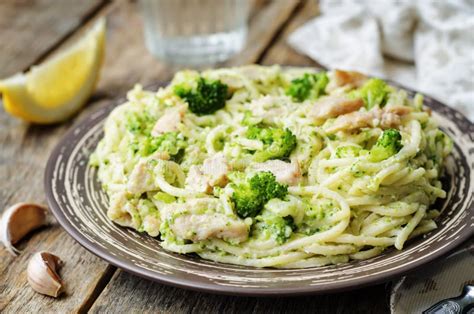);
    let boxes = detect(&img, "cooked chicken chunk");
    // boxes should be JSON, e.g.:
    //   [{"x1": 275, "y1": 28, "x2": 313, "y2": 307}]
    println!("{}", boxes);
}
[
  {"x1": 326, "y1": 69, "x2": 368, "y2": 93},
  {"x1": 151, "y1": 106, "x2": 185, "y2": 136},
  {"x1": 201, "y1": 153, "x2": 231, "y2": 187},
  {"x1": 185, "y1": 153, "x2": 231, "y2": 193},
  {"x1": 326, "y1": 106, "x2": 412, "y2": 133},
  {"x1": 310, "y1": 96, "x2": 364, "y2": 123},
  {"x1": 108, "y1": 192, "x2": 140, "y2": 229},
  {"x1": 127, "y1": 153, "x2": 171, "y2": 194},
  {"x1": 142, "y1": 215, "x2": 161, "y2": 237},
  {"x1": 171, "y1": 213, "x2": 248, "y2": 243},
  {"x1": 185, "y1": 166, "x2": 212, "y2": 194},
  {"x1": 252, "y1": 160, "x2": 301, "y2": 186},
  {"x1": 127, "y1": 161, "x2": 155, "y2": 195}
]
